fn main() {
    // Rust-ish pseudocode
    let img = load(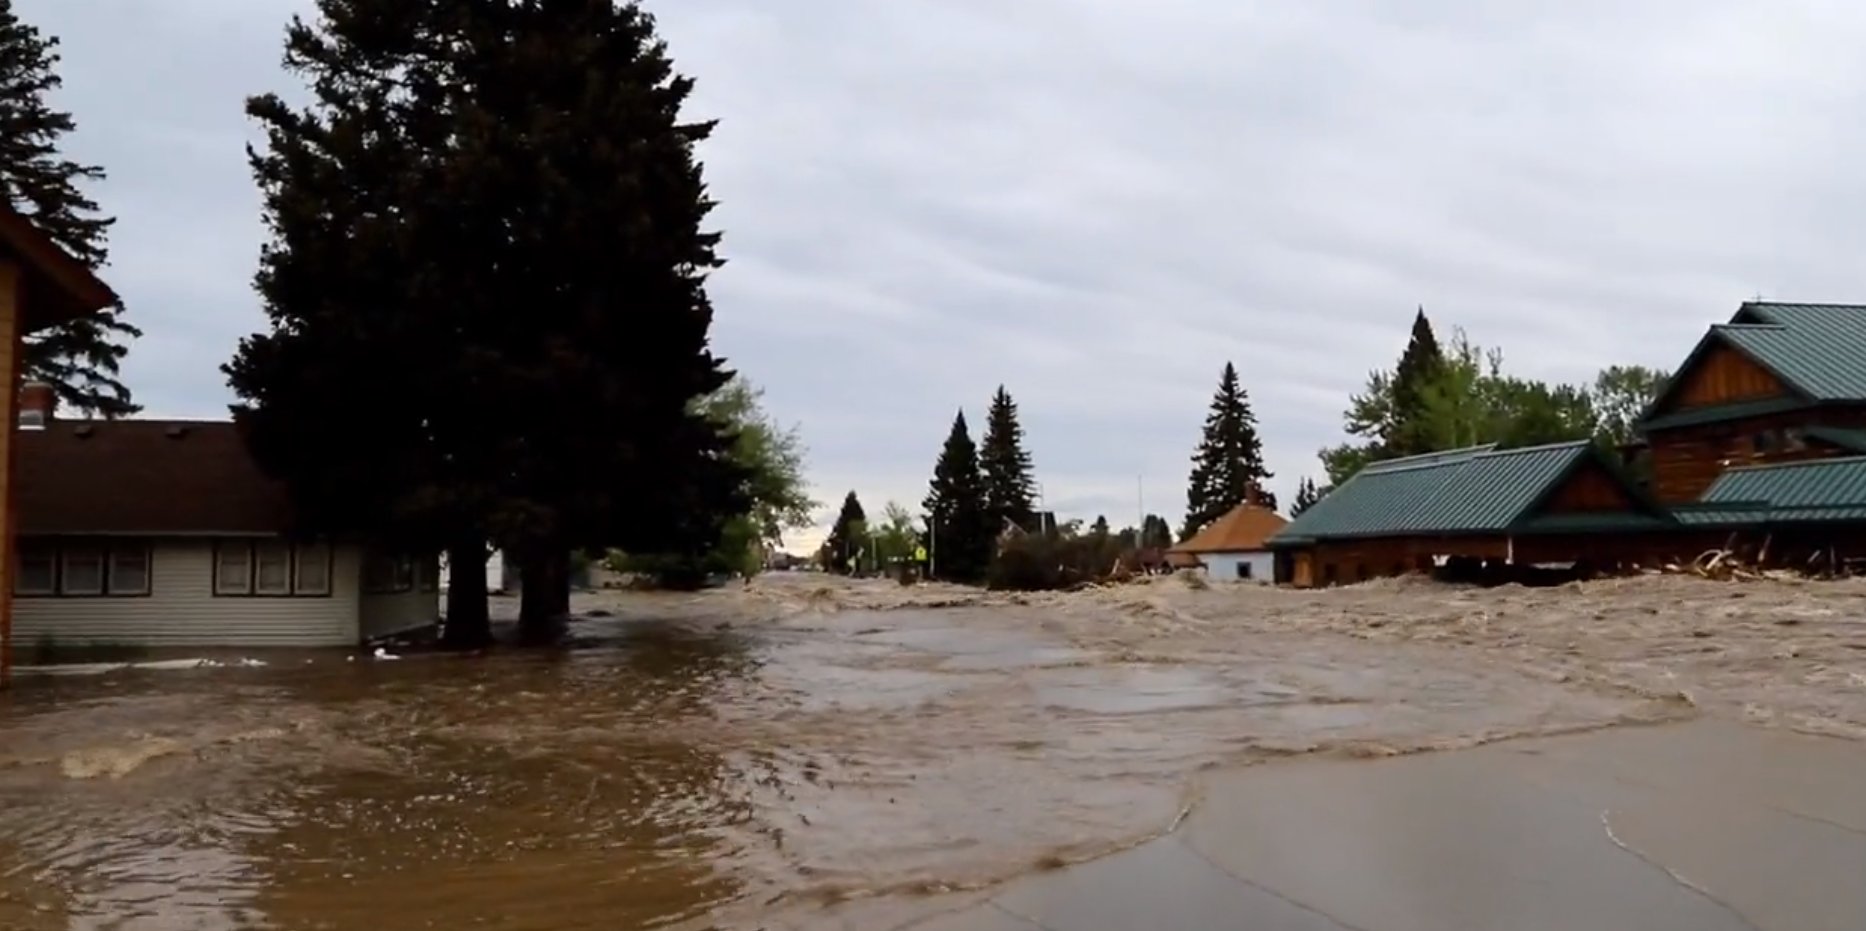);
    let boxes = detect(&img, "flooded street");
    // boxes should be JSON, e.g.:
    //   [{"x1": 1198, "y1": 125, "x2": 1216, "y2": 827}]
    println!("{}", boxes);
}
[{"x1": 3, "y1": 572, "x2": 1861, "y2": 930}]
